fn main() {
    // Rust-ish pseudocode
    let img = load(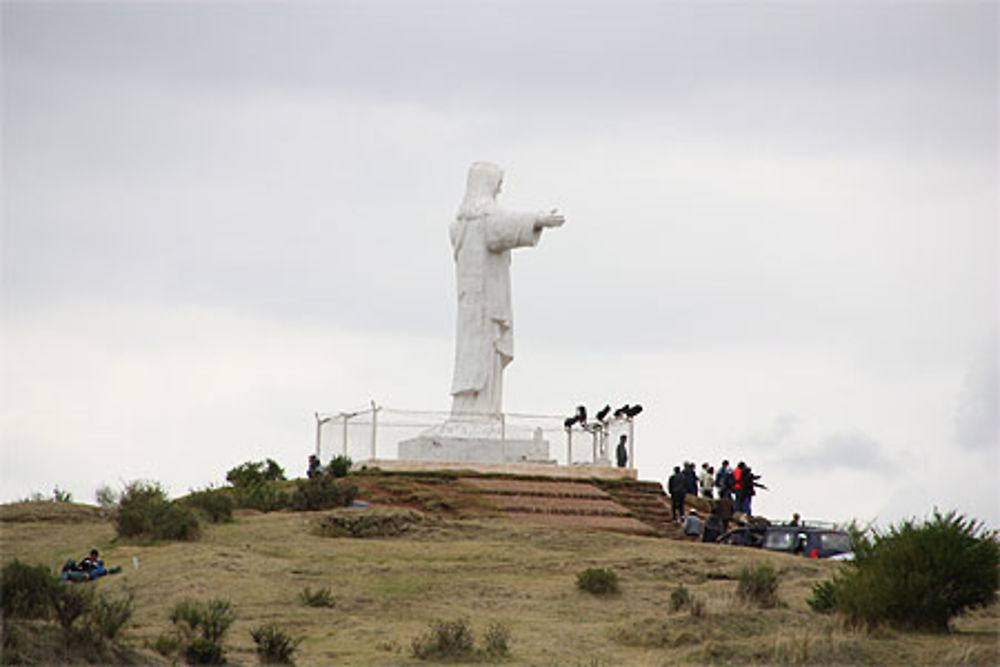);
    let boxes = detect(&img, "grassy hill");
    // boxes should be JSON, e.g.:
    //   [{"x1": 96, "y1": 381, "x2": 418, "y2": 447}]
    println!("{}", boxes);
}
[{"x1": 2, "y1": 475, "x2": 997, "y2": 665}]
